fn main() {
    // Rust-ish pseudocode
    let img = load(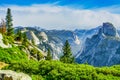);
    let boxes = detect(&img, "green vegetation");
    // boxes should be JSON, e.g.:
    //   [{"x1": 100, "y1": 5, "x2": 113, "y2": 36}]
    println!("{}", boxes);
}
[
  {"x1": 2, "y1": 34, "x2": 14, "y2": 45},
  {"x1": 31, "y1": 39, "x2": 35, "y2": 45},
  {"x1": 6, "y1": 8, "x2": 14, "y2": 36},
  {"x1": 3, "y1": 58, "x2": 120, "y2": 80},
  {"x1": 0, "y1": 46, "x2": 119, "y2": 80},
  {"x1": 15, "y1": 29, "x2": 23, "y2": 41},
  {"x1": 30, "y1": 48, "x2": 44, "y2": 60},
  {"x1": 22, "y1": 32, "x2": 29, "y2": 47},
  {"x1": 0, "y1": 47, "x2": 28, "y2": 63},
  {"x1": 0, "y1": 45, "x2": 119, "y2": 80},
  {"x1": 2, "y1": 34, "x2": 9, "y2": 45},
  {"x1": 60, "y1": 40, "x2": 74, "y2": 63},
  {"x1": 46, "y1": 48, "x2": 52, "y2": 60}
]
